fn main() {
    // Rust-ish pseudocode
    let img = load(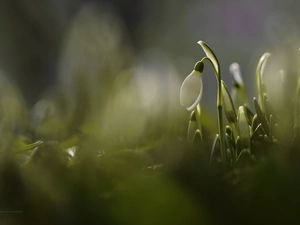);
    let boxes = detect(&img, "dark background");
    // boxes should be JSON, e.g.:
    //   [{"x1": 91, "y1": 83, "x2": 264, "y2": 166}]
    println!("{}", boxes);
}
[{"x1": 0, "y1": 0, "x2": 300, "y2": 108}]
